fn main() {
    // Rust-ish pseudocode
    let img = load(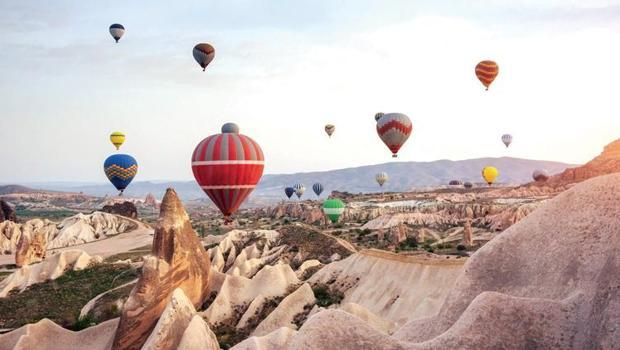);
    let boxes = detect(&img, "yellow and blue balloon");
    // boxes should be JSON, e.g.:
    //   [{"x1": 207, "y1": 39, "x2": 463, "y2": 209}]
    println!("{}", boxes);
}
[{"x1": 104, "y1": 154, "x2": 138, "y2": 195}]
